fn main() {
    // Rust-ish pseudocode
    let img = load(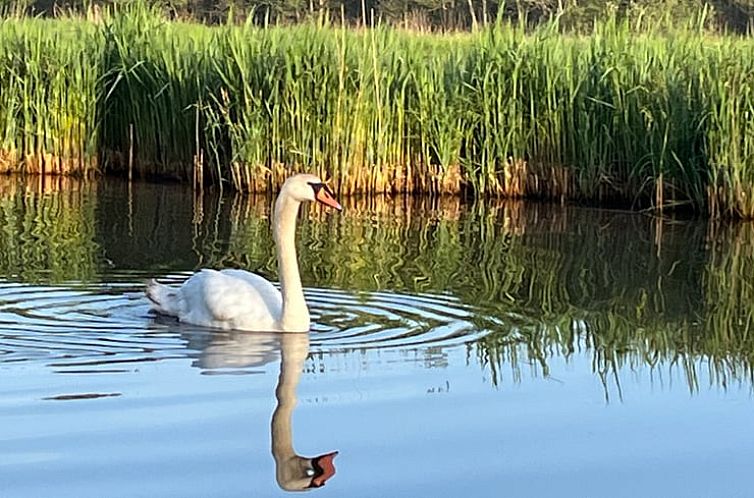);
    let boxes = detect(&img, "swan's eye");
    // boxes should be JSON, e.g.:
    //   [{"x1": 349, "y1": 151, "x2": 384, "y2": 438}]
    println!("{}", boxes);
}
[
  {"x1": 308, "y1": 181, "x2": 342, "y2": 211},
  {"x1": 309, "y1": 182, "x2": 335, "y2": 200},
  {"x1": 308, "y1": 182, "x2": 324, "y2": 195}
]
